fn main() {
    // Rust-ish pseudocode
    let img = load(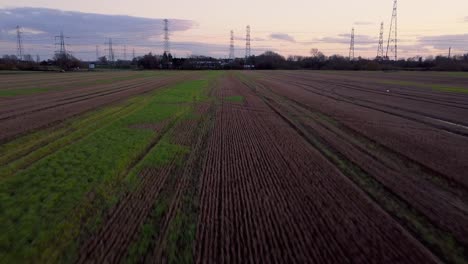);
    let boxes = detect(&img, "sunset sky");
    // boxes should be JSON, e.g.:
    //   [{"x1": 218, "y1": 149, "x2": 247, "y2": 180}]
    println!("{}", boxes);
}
[{"x1": 0, "y1": 0, "x2": 467, "y2": 60}]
